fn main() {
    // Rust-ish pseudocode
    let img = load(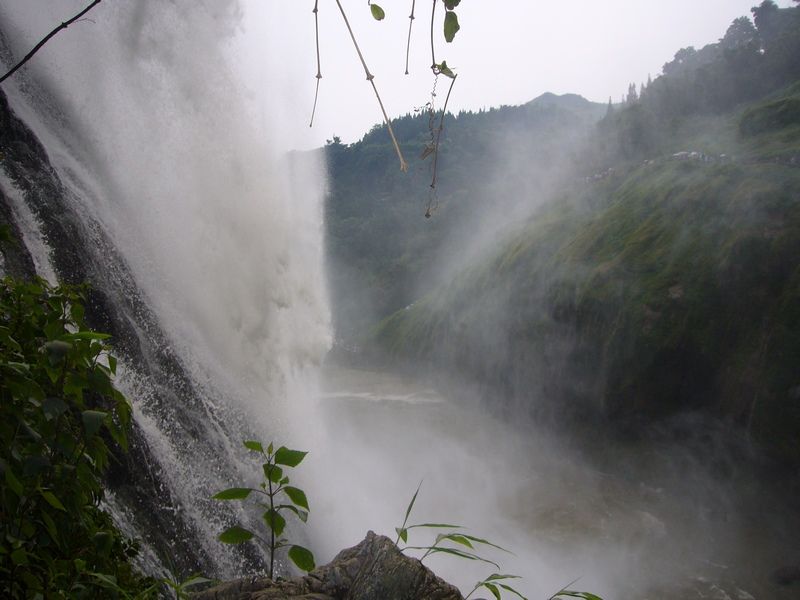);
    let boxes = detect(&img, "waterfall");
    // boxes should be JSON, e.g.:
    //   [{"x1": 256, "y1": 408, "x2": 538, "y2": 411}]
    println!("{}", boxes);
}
[{"x1": 0, "y1": 0, "x2": 331, "y2": 579}]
